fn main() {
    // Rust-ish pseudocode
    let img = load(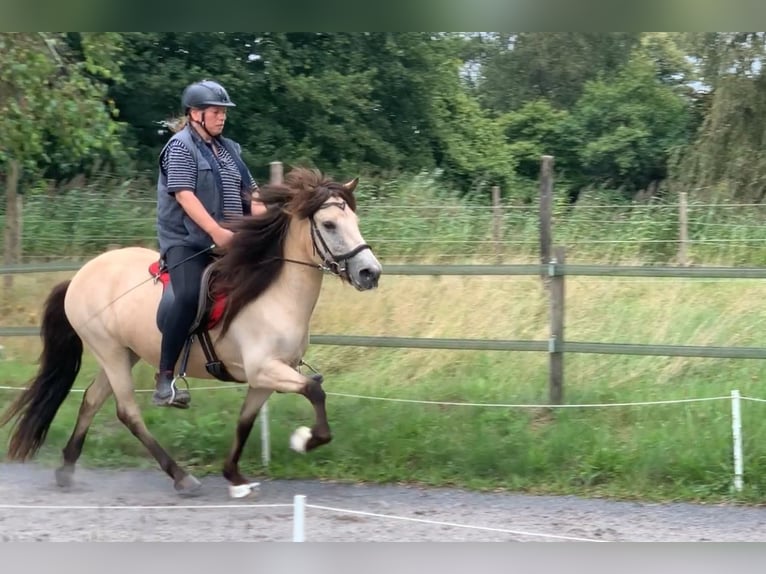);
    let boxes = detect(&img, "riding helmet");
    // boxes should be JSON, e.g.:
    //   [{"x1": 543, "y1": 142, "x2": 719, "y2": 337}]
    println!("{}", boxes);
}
[{"x1": 181, "y1": 80, "x2": 236, "y2": 111}]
